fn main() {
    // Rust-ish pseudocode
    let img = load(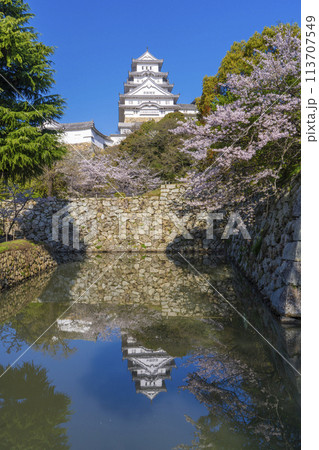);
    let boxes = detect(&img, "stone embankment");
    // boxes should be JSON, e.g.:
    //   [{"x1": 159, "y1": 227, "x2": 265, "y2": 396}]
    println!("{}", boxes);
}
[
  {"x1": 0, "y1": 269, "x2": 54, "y2": 323},
  {"x1": 12, "y1": 184, "x2": 218, "y2": 253},
  {"x1": 0, "y1": 241, "x2": 57, "y2": 291},
  {"x1": 2, "y1": 182, "x2": 301, "y2": 319},
  {"x1": 36, "y1": 253, "x2": 232, "y2": 320},
  {"x1": 227, "y1": 182, "x2": 301, "y2": 319}
]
